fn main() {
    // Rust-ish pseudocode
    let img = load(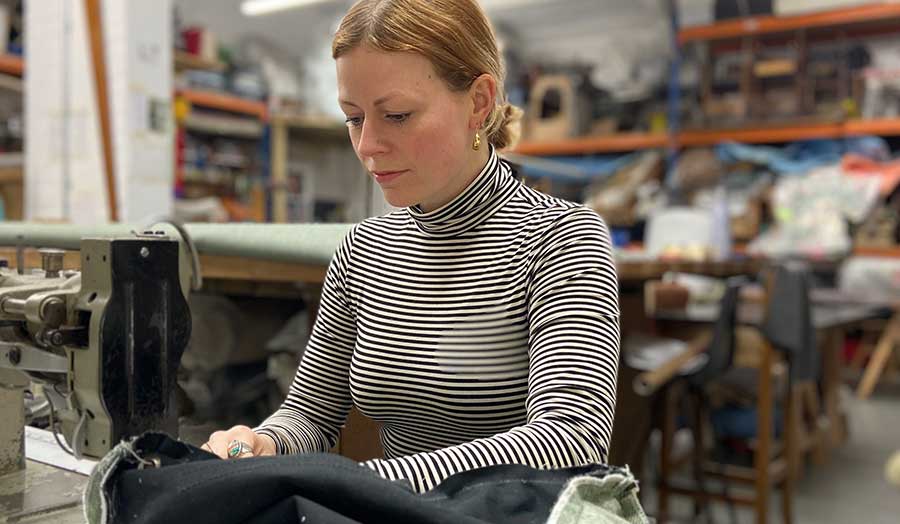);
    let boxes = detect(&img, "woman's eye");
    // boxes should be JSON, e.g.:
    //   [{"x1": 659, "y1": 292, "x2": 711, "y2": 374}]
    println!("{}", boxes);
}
[
  {"x1": 345, "y1": 116, "x2": 363, "y2": 128},
  {"x1": 386, "y1": 113, "x2": 410, "y2": 124}
]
